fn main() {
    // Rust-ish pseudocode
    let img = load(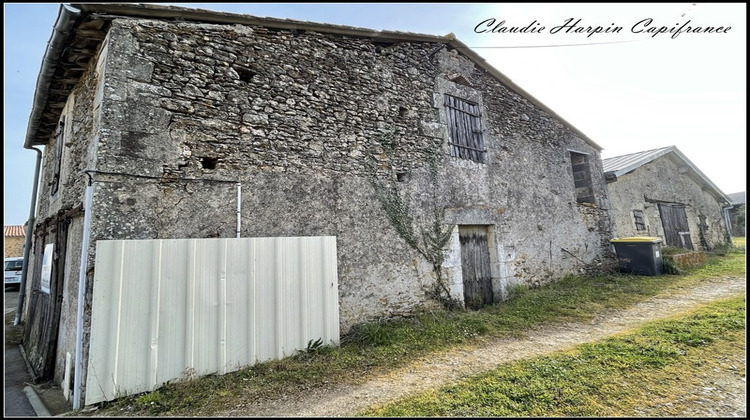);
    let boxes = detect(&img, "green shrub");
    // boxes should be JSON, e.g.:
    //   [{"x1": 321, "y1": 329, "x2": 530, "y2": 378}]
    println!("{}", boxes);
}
[{"x1": 662, "y1": 257, "x2": 681, "y2": 275}]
